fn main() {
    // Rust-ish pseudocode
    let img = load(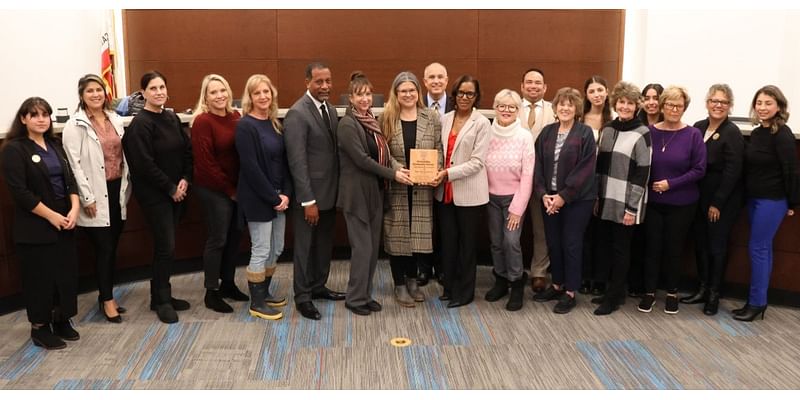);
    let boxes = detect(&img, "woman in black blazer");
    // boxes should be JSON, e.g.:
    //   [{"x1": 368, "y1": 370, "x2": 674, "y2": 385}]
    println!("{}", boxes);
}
[
  {"x1": 122, "y1": 71, "x2": 193, "y2": 324},
  {"x1": 532, "y1": 87, "x2": 597, "y2": 314},
  {"x1": 1, "y1": 97, "x2": 81, "y2": 350},
  {"x1": 683, "y1": 84, "x2": 744, "y2": 315},
  {"x1": 337, "y1": 71, "x2": 410, "y2": 316}
]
